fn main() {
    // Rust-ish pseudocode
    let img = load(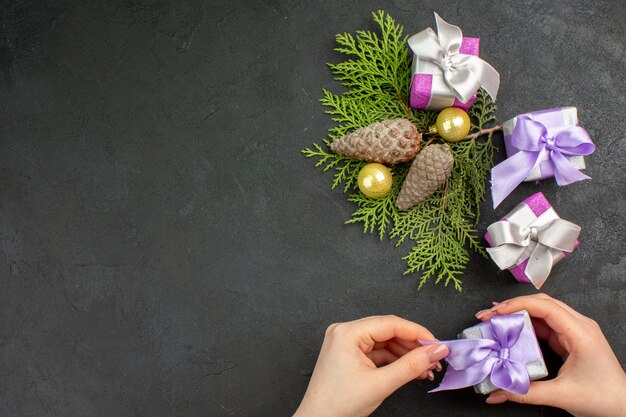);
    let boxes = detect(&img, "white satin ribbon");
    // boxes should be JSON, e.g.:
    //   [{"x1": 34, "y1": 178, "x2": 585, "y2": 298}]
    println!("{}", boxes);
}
[
  {"x1": 486, "y1": 204, "x2": 580, "y2": 288},
  {"x1": 408, "y1": 13, "x2": 500, "y2": 103}
]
